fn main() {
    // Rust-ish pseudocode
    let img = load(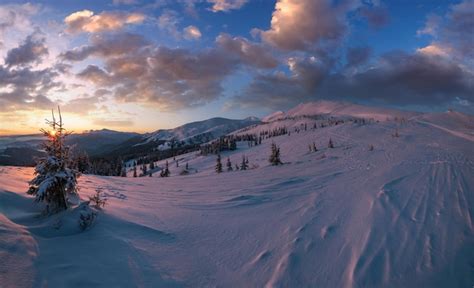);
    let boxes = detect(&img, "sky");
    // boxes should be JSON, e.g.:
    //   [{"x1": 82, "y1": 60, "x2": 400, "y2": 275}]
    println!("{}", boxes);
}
[{"x1": 0, "y1": 0, "x2": 473, "y2": 135}]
